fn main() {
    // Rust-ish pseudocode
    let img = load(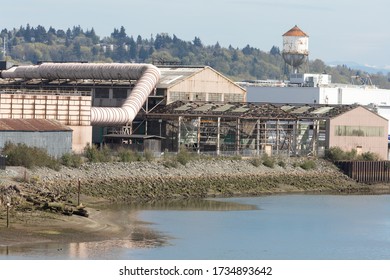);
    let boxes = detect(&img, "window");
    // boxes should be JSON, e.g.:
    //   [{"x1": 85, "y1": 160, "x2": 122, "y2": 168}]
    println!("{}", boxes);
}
[
  {"x1": 335, "y1": 125, "x2": 384, "y2": 137},
  {"x1": 113, "y1": 88, "x2": 128, "y2": 99},
  {"x1": 94, "y1": 88, "x2": 109, "y2": 98}
]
